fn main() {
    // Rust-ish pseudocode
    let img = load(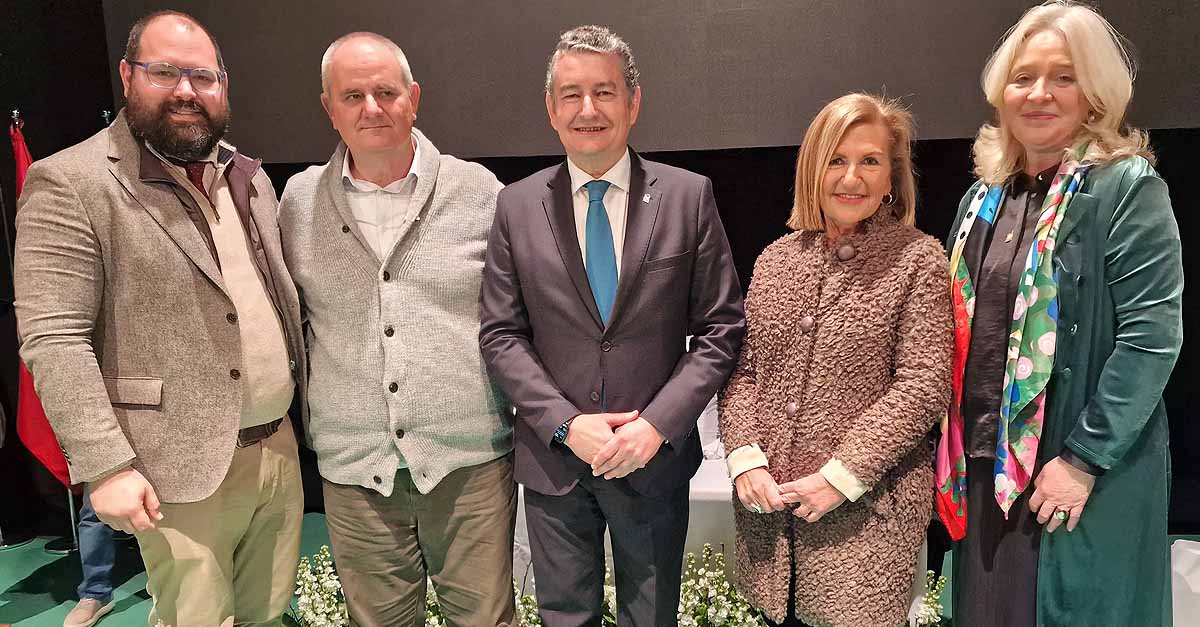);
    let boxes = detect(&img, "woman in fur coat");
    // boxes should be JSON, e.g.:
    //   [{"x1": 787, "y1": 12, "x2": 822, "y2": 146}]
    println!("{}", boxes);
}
[{"x1": 719, "y1": 93, "x2": 953, "y2": 627}]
